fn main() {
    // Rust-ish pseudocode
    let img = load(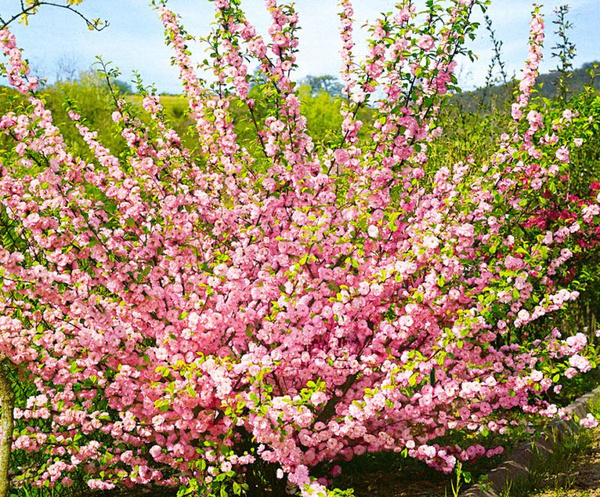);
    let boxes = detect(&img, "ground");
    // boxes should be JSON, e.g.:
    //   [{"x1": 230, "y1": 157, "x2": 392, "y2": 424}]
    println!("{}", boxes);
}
[{"x1": 524, "y1": 426, "x2": 600, "y2": 497}]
